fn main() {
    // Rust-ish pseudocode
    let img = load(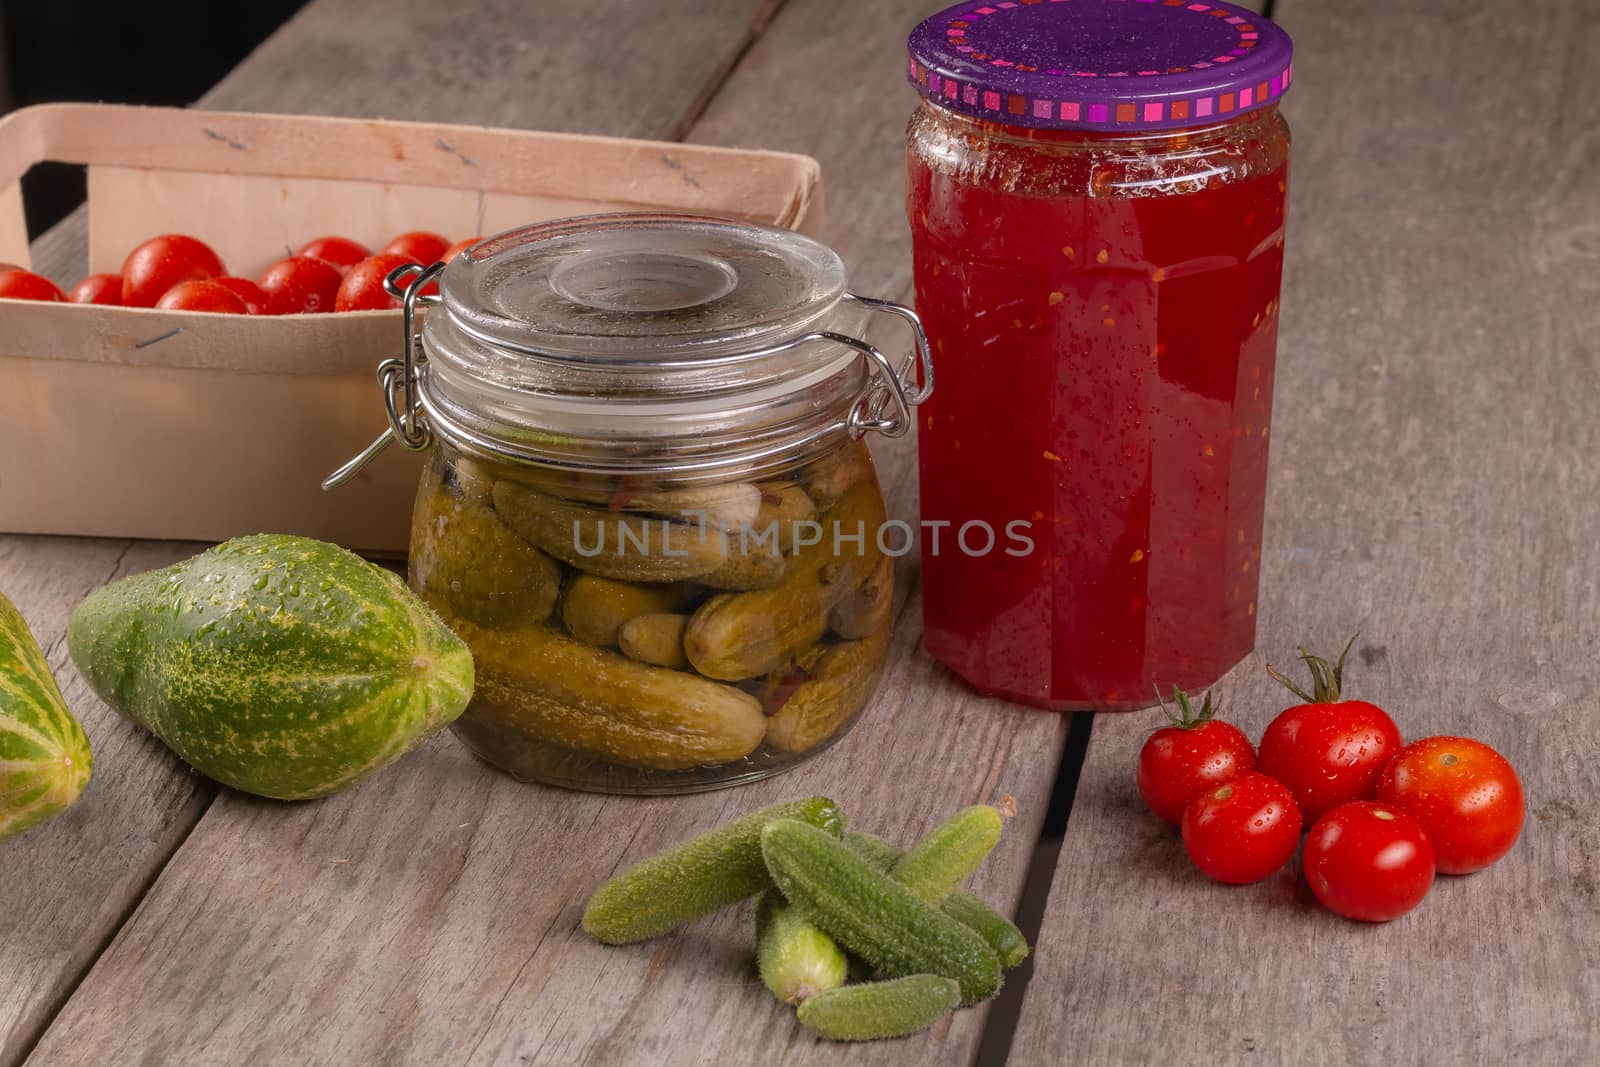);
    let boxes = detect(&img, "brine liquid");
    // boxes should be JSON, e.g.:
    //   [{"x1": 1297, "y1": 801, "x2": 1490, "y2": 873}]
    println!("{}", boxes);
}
[{"x1": 909, "y1": 143, "x2": 1288, "y2": 709}]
